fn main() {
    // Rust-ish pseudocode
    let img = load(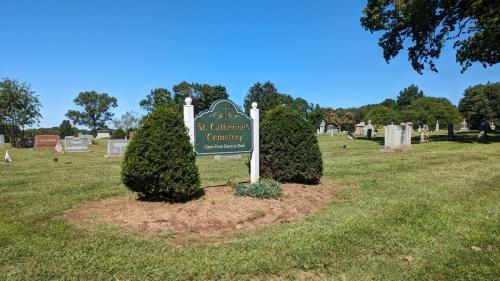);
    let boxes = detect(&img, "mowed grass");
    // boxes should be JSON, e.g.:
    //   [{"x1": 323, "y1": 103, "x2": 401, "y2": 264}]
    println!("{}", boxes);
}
[{"x1": 0, "y1": 133, "x2": 498, "y2": 280}]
